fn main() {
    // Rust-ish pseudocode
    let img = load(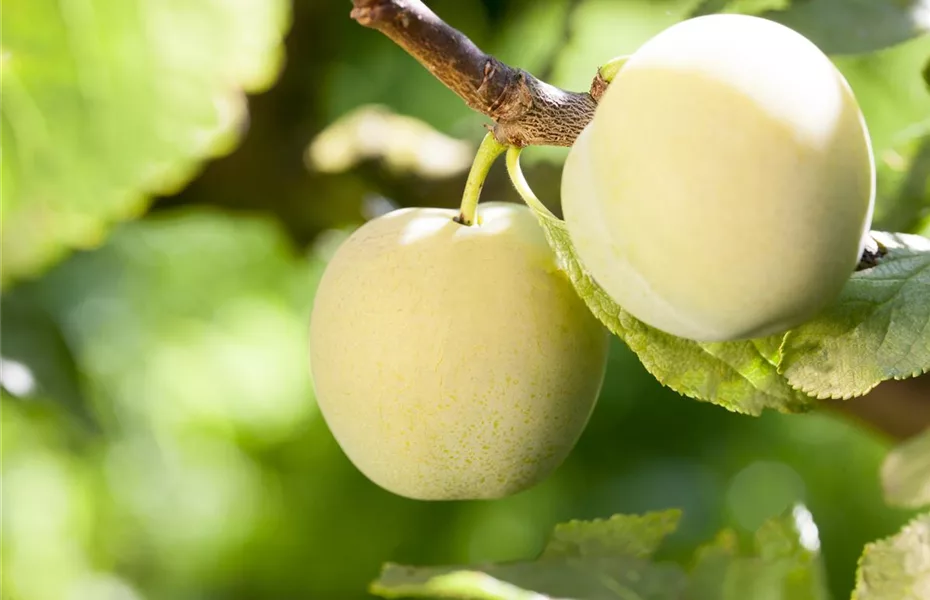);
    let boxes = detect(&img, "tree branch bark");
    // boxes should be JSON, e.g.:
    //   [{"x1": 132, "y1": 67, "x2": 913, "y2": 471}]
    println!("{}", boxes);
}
[{"x1": 350, "y1": 0, "x2": 597, "y2": 147}]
